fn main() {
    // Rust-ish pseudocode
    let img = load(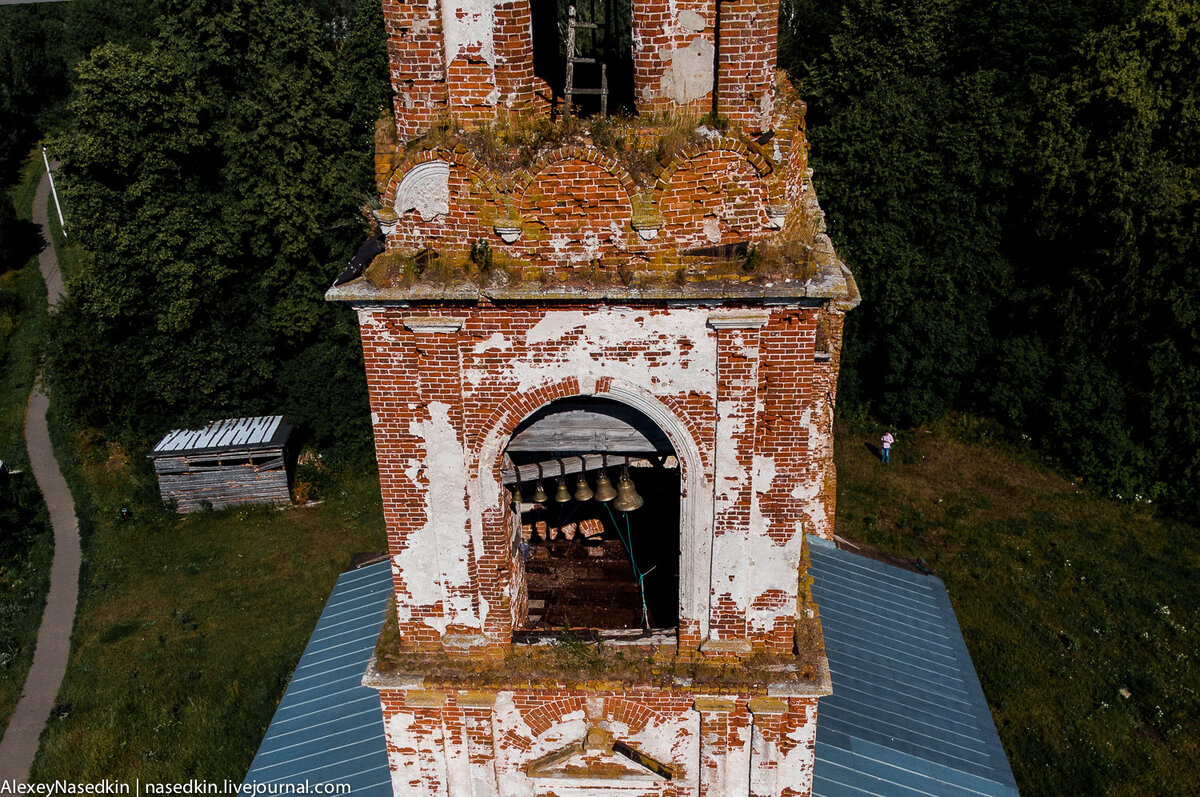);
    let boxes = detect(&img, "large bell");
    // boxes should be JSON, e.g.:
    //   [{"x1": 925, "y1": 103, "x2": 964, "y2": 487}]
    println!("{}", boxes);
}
[
  {"x1": 531, "y1": 480, "x2": 548, "y2": 503},
  {"x1": 613, "y1": 472, "x2": 644, "y2": 512},
  {"x1": 593, "y1": 469, "x2": 617, "y2": 503},
  {"x1": 554, "y1": 477, "x2": 572, "y2": 503},
  {"x1": 574, "y1": 473, "x2": 594, "y2": 502}
]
